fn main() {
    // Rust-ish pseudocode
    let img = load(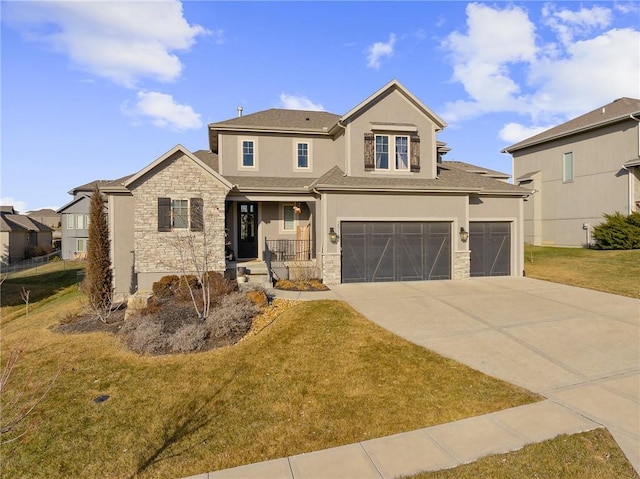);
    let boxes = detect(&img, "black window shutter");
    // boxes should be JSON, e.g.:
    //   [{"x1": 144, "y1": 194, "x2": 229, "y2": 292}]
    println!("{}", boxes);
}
[
  {"x1": 410, "y1": 134, "x2": 420, "y2": 173},
  {"x1": 364, "y1": 133, "x2": 375, "y2": 171},
  {"x1": 158, "y1": 197, "x2": 171, "y2": 232},
  {"x1": 190, "y1": 198, "x2": 204, "y2": 232}
]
